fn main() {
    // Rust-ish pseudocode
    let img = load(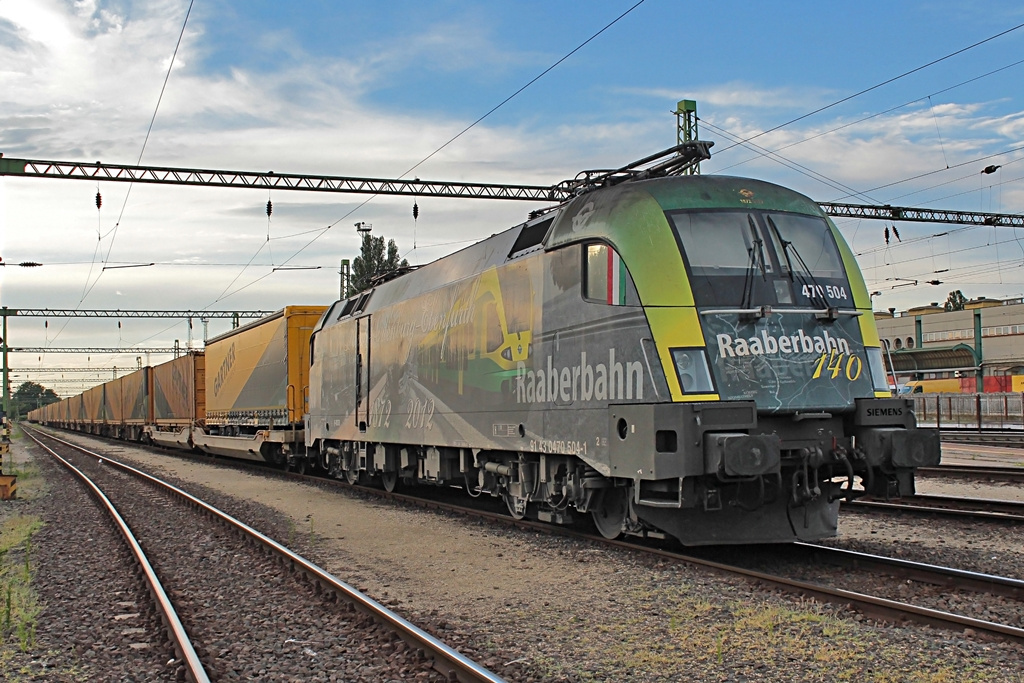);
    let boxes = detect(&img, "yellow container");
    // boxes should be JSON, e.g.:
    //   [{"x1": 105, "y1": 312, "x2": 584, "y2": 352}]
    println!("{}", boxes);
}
[{"x1": 205, "y1": 306, "x2": 326, "y2": 427}]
